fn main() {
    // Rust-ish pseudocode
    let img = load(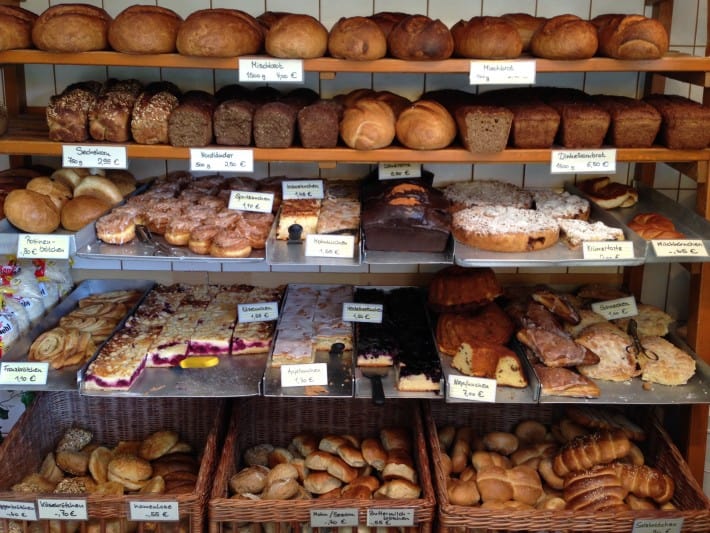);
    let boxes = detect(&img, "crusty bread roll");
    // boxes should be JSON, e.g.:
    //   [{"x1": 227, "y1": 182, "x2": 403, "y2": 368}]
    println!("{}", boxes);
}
[
  {"x1": 303, "y1": 471, "x2": 342, "y2": 494},
  {"x1": 447, "y1": 478, "x2": 480, "y2": 505},
  {"x1": 361, "y1": 438, "x2": 387, "y2": 471},
  {"x1": 26, "y1": 176, "x2": 72, "y2": 211},
  {"x1": 483, "y1": 432, "x2": 519, "y2": 455},
  {"x1": 0, "y1": 5, "x2": 37, "y2": 51},
  {"x1": 530, "y1": 14, "x2": 598, "y2": 59},
  {"x1": 56, "y1": 450, "x2": 89, "y2": 476},
  {"x1": 4, "y1": 188, "x2": 60, "y2": 233},
  {"x1": 60, "y1": 196, "x2": 111, "y2": 231},
  {"x1": 396, "y1": 100, "x2": 456, "y2": 150},
  {"x1": 328, "y1": 16, "x2": 387, "y2": 60},
  {"x1": 374, "y1": 478, "x2": 421, "y2": 499},
  {"x1": 452, "y1": 16, "x2": 523, "y2": 59},
  {"x1": 107, "y1": 454, "x2": 153, "y2": 491},
  {"x1": 176, "y1": 9, "x2": 263, "y2": 57},
  {"x1": 139, "y1": 430, "x2": 180, "y2": 460},
  {"x1": 109, "y1": 5, "x2": 182, "y2": 54},
  {"x1": 73, "y1": 175, "x2": 124, "y2": 206},
  {"x1": 340, "y1": 98, "x2": 396, "y2": 150},
  {"x1": 387, "y1": 14, "x2": 454, "y2": 60},
  {"x1": 265, "y1": 14, "x2": 327, "y2": 58},
  {"x1": 32, "y1": 3, "x2": 111, "y2": 53},
  {"x1": 595, "y1": 14, "x2": 669, "y2": 59},
  {"x1": 51, "y1": 168, "x2": 85, "y2": 191}
]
